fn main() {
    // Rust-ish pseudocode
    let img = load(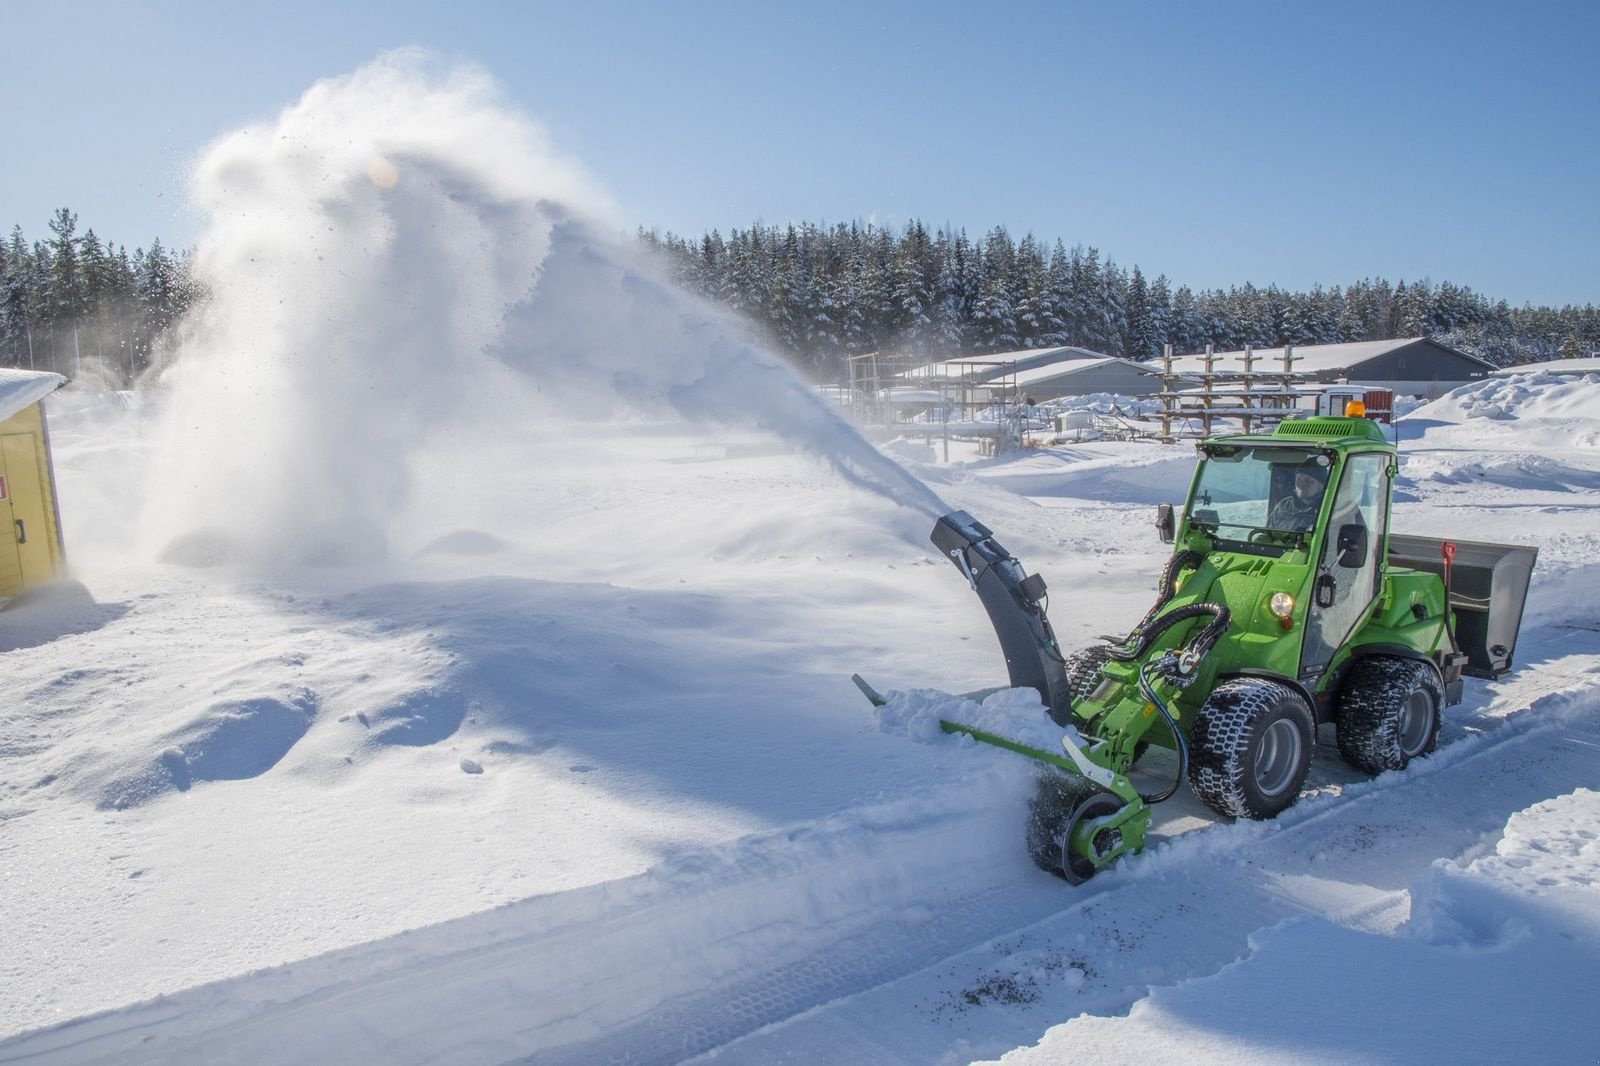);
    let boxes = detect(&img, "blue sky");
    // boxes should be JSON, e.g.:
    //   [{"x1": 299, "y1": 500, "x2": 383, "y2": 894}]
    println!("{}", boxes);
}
[{"x1": 5, "y1": 0, "x2": 1596, "y2": 305}]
